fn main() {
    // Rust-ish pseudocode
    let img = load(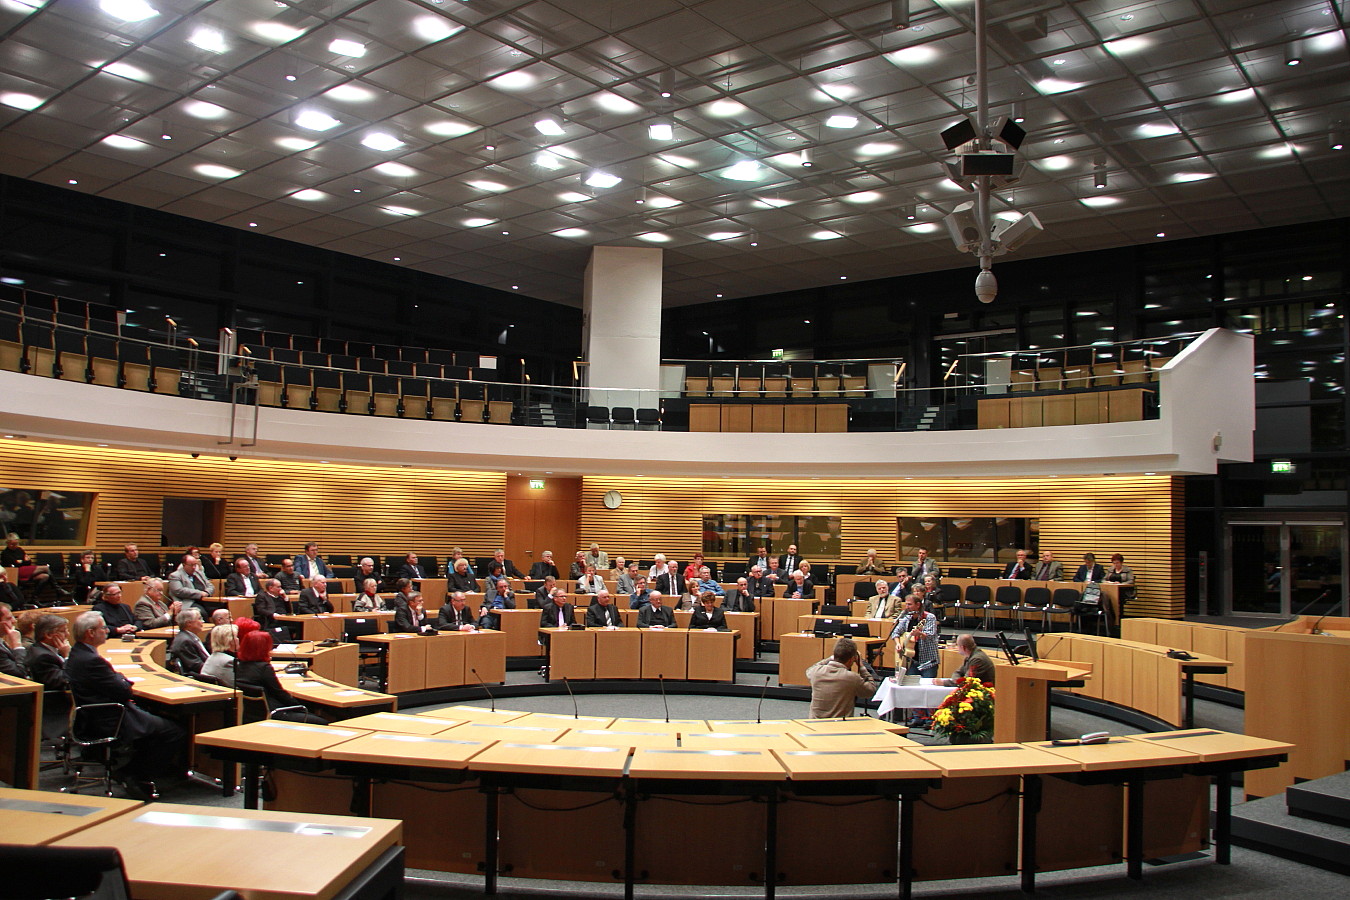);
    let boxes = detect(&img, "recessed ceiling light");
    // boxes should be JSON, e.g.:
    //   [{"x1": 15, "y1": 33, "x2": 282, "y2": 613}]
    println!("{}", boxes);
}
[
  {"x1": 489, "y1": 70, "x2": 535, "y2": 90},
  {"x1": 1034, "y1": 78, "x2": 1080, "y2": 94},
  {"x1": 657, "y1": 153, "x2": 697, "y2": 168},
  {"x1": 290, "y1": 189, "x2": 326, "y2": 201},
  {"x1": 0, "y1": 92, "x2": 43, "y2": 110},
  {"x1": 424, "y1": 120, "x2": 475, "y2": 137},
  {"x1": 381, "y1": 205, "x2": 418, "y2": 216},
  {"x1": 1259, "y1": 144, "x2": 1297, "y2": 158},
  {"x1": 557, "y1": 191, "x2": 590, "y2": 203},
  {"x1": 101, "y1": 62, "x2": 149, "y2": 82},
  {"x1": 1137, "y1": 122, "x2": 1180, "y2": 138},
  {"x1": 706, "y1": 98, "x2": 746, "y2": 117},
  {"x1": 1034, "y1": 155, "x2": 1073, "y2": 171},
  {"x1": 706, "y1": 231, "x2": 742, "y2": 240},
  {"x1": 326, "y1": 83, "x2": 375, "y2": 102},
  {"x1": 534, "y1": 117, "x2": 565, "y2": 136},
  {"x1": 857, "y1": 142, "x2": 900, "y2": 157},
  {"x1": 811, "y1": 230, "x2": 843, "y2": 240},
  {"x1": 251, "y1": 22, "x2": 303, "y2": 44},
  {"x1": 328, "y1": 38, "x2": 367, "y2": 57},
  {"x1": 825, "y1": 114, "x2": 858, "y2": 128},
  {"x1": 1051, "y1": 58, "x2": 1067, "y2": 66},
  {"x1": 886, "y1": 46, "x2": 939, "y2": 65},
  {"x1": 1079, "y1": 196, "x2": 1123, "y2": 207},
  {"x1": 101, "y1": 134, "x2": 147, "y2": 150},
  {"x1": 754, "y1": 197, "x2": 792, "y2": 208},
  {"x1": 463, "y1": 217, "x2": 496, "y2": 227},
  {"x1": 374, "y1": 161, "x2": 416, "y2": 177},
  {"x1": 584, "y1": 171, "x2": 621, "y2": 188},
  {"x1": 412, "y1": 15, "x2": 461, "y2": 42},
  {"x1": 67, "y1": 179, "x2": 78, "y2": 185},
  {"x1": 195, "y1": 163, "x2": 241, "y2": 179},
  {"x1": 844, "y1": 190, "x2": 882, "y2": 203},
  {"x1": 637, "y1": 232, "x2": 671, "y2": 242},
  {"x1": 98, "y1": 0, "x2": 157, "y2": 22},
  {"x1": 275, "y1": 136, "x2": 318, "y2": 151},
  {"x1": 594, "y1": 92, "x2": 640, "y2": 113},
  {"x1": 554, "y1": 228, "x2": 588, "y2": 238},
  {"x1": 533, "y1": 151, "x2": 564, "y2": 170},
  {"x1": 645, "y1": 195, "x2": 680, "y2": 208},
  {"x1": 1155, "y1": 231, "x2": 1166, "y2": 238},
  {"x1": 187, "y1": 26, "x2": 226, "y2": 53},
  {"x1": 295, "y1": 110, "x2": 341, "y2": 131},
  {"x1": 360, "y1": 131, "x2": 404, "y2": 151},
  {"x1": 1104, "y1": 36, "x2": 1150, "y2": 55},
  {"x1": 467, "y1": 179, "x2": 507, "y2": 191},
  {"x1": 183, "y1": 100, "x2": 226, "y2": 119},
  {"x1": 721, "y1": 160, "x2": 764, "y2": 181},
  {"x1": 817, "y1": 83, "x2": 857, "y2": 100},
  {"x1": 648, "y1": 120, "x2": 674, "y2": 140},
  {"x1": 1170, "y1": 172, "x2": 1214, "y2": 183},
  {"x1": 906, "y1": 222, "x2": 940, "y2": 234}
]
